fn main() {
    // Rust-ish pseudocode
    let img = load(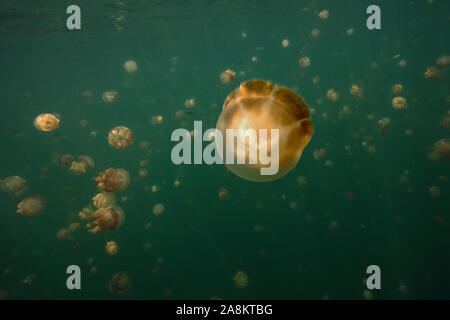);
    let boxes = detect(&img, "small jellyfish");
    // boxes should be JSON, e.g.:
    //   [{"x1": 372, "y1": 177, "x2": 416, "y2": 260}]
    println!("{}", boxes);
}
[
  {"x1": 93, "y1": 192, "x2": 116, "y2": 209},
  {"x1": 57, "y1": 154, "x2": 74, "y2": 167},
  {"x1": 296, "y1": 176, "x2": 307, "y2": 187},
  {"x1": 105, "y1": 241, "x2": 119, "y2": 256},
  {"x1": 310, "y1": 28, "x2": 320, "y2": 38},
  {"x1": 70, "y1": 161, "x2": 87, "y2": 175},
  {"x1": 78, "y1": 155, "x2": 94, "y2": 170},
  {"x1": 440, "y1": 113, "x2": 450, "y2": 129},
  {"x1": 424, "y1": 67, "x2": 443, "y2": 80},
  {"x1": 281, "y1": 39, "x2": 290, "y2": 47},
  {"x1": 175, "y1": 110, "x2": 186, "y2": 120},
  {"x1": 1, "y1": 176, "x2": 26, "y2": 195},
  {"x1": 216, "y1": 80, "x2": 314, "y2": 182},
  {"x1": 391, "y1": 84, "x2": 403, "y2": 94},
  {"x1": 318, "y1": 10, "x2": 329, "y2": 19},
  {"x1": 397, "y1": 59, "x2": 407, "y2": 67},
  {"x1": 251, "y1": 56, "x2": 258, "y2": 63},
  {"x1": 378, "y1": 117, "x2": 391, "y2": 128},
  {"x1": 436, "y1": 55, "x2": 450, "y2": 68},
  {"x1": 86, "y1": 206, "x2": 125, "y2": 233},
  {"x1": 80, "y1": 119, "x2": 89, "y2": 128},
  {"x1": 79, "y1": 206, "x2": 95, "y2": 220},
  {"x1": 153, "y1": 203, "x2": 165, "y2": 216},
  {"x1": 102, "y1": 91, "x2": 119, "y2": 103},
  {"x1": 81, "y1": 91, "x2": 93, "y2": 100},
  {"x1": 151, "y1": 115, "x2": 163, "y2": 124},
  {"x1": 350, "y1": 84, "x2": 363, "y2": 98},
  {"x1": 34, "y1": 113, "x2": 60, "y2": 132},
  {"x1": 174, "y1": 179, "x2": 180, "y2": 187},
  {"x1": 56, "y1": 228, "x2": 70, "y2": 240},
  {"x1": 392, "y1": 96, "x2": 407, "y2": 109},
  {"x1": 95, "y1": 168, "x2": 131, "y2": 192},
  {"x1": 109, "y1": 272, "x2": 131, "y2": 295},
  {"x1": 313, "y1": 148, "x2": 327, "y2": 160},
  {"x1": 433, "y1": 138, "x2": 450, "y2": 160},
  {"x1": 326, "y1": 89, "x2": 339, "y2": 102},
  {"x1": 429, "y1": 186, "x2": 441, "y2": 198},
  {"x1": 140, "y1": 141, "x2": 151, "y2": 150},
  {"x1": 17, "y1": 196, "x2": 46, "y2": 217},
  {"x1": 346, "y1": 28, "x2": 354, "y2": 36},
  {"x1": 218, "y1": 188, "x2": 228, "y2": 200},
  {"x1": 108, "y1": 126, "x2": 134, "y2": 149},
  {"x1": 233, "y1": 270, "x2": 249, "y2": 288},
  {"x1": 220, "y1": 70, "x2": 236, "y2": 85},
  {"x1": 138, "y1": 168, "x2": 149, "y2": 179},
  {"x1": 185, "y1": 98, "x2": 196, "y2": 108},
  {"x1": 298, "y1": 56, "x2": 310, "y2": 68},
  {"x1": 124, "y1": 60, "x2": 138, "y2": 74}
]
